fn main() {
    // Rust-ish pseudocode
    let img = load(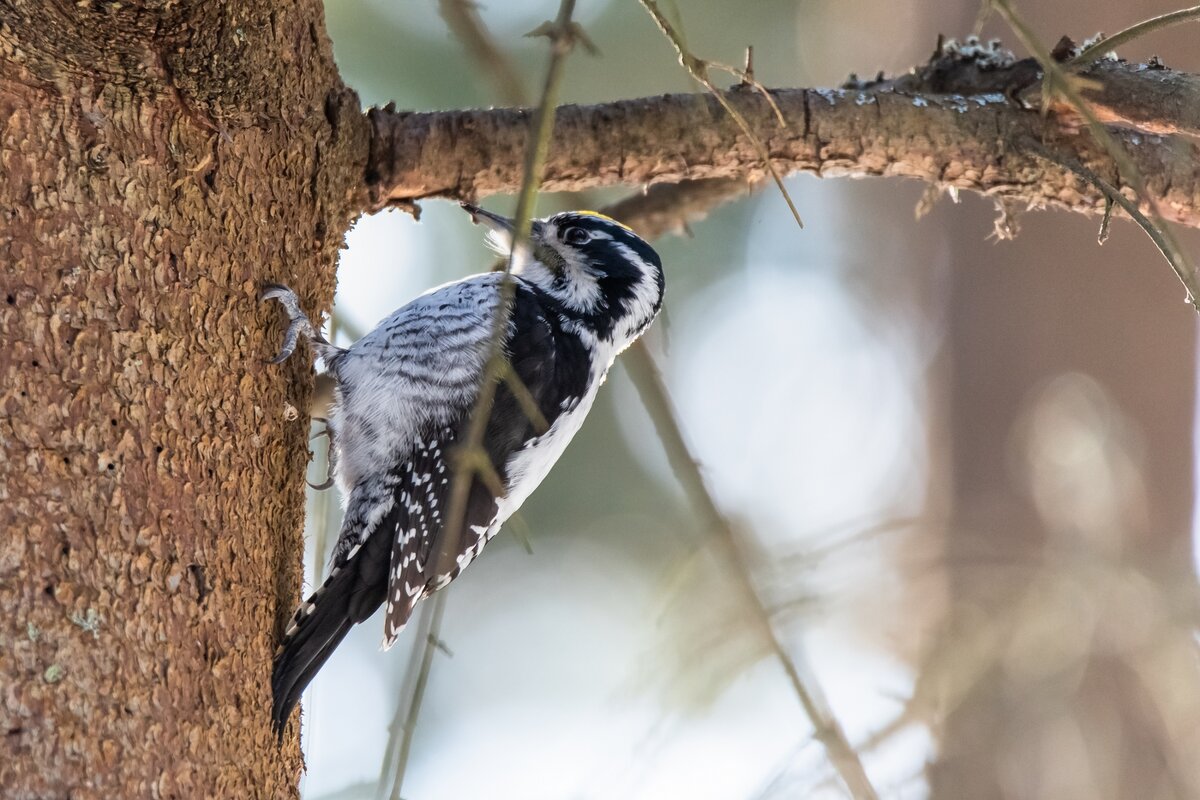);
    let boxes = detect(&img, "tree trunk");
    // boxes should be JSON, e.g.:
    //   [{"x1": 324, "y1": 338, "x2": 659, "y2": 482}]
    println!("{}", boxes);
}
[{"x1": 0, "y1": 2, "x2": 367, "y2": 795}]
